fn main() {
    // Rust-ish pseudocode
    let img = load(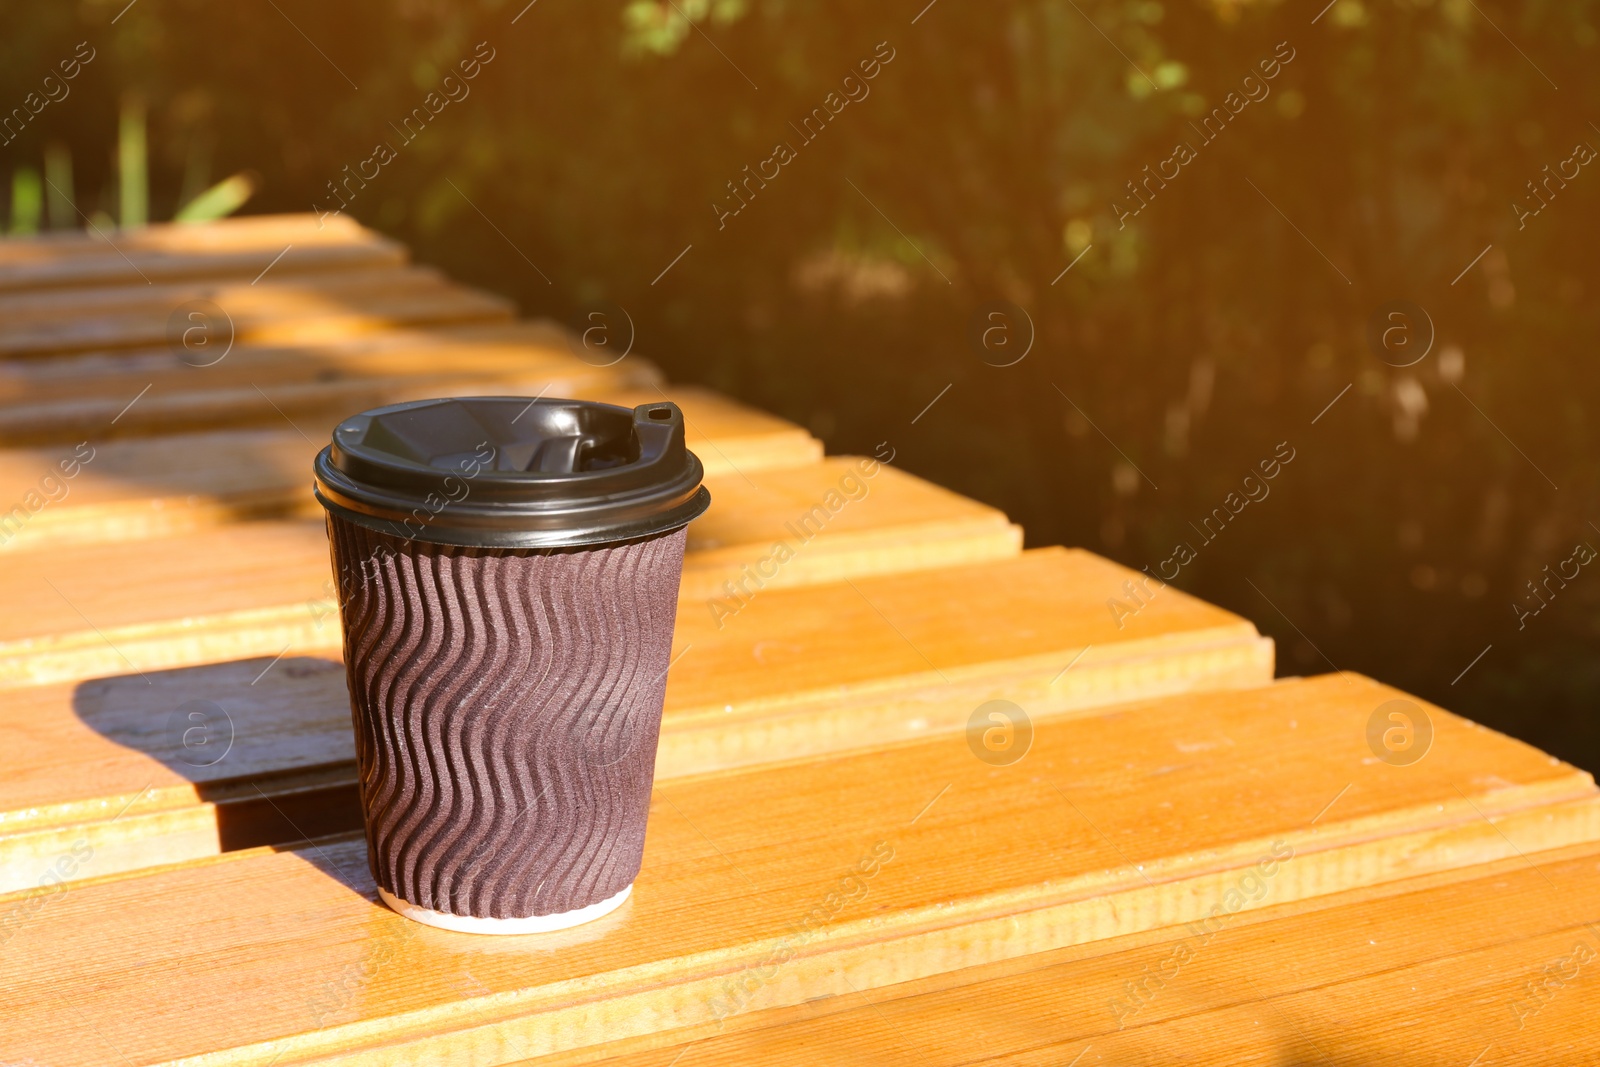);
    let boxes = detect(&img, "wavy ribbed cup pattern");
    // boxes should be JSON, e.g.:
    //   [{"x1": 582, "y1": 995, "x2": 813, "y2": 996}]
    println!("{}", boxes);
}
[{"x1": 326, "y1": 514, "x2": 687, "y2": 920}]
